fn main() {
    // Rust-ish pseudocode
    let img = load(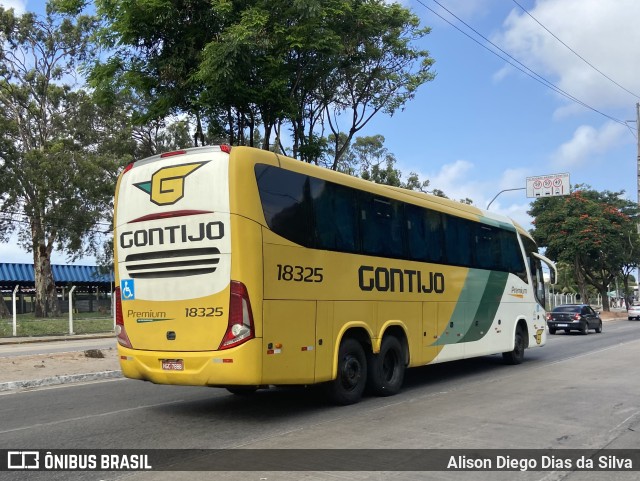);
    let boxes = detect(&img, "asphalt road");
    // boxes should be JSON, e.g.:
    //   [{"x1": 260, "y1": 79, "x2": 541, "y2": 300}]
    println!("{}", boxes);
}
[{"x1": 2, "y1": 319, "x2": 639, "y2": 481}]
